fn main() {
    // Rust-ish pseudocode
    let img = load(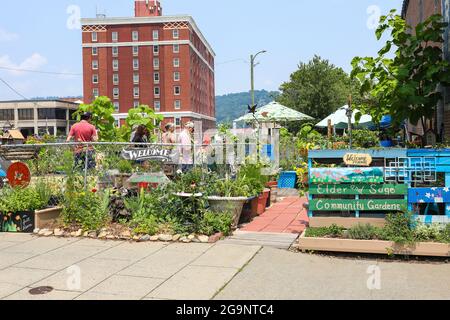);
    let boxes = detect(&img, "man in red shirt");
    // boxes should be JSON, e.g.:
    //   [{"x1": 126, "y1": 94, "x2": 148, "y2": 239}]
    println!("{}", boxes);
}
[{"x1": 67, "y1": 112, "x2": 98, "y2": 170}]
